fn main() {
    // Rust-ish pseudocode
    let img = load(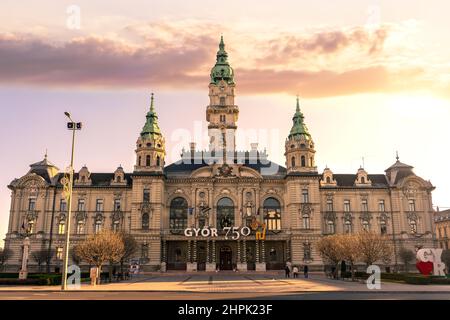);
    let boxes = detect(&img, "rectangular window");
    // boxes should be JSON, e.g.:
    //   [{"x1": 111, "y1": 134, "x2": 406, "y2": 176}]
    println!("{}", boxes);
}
[
  {"x1": 143, "y1": 189, "x2": 150, "y2": 203},
  {"x1": 361, "y1": 200, "x2": 368, "y2": 212},
  {"x1": 96, "y1": 199, "x2": 104, "y2": 212},
  {"x1": 28, "y1": 198, "x2": 36, "y2": 211},
  {"x1": 56, "y1": 247, "x2": 63, "y2": 260},
  {"x1": 326, "y1": 200, "x2": 333, "y2": 212},
  {"x1": 378, "y1": 200, "x2": 385, "y2": 212},
  {"x1": 60, "y1": 199, "x2": 67, "y2": 212},
  {"x1": 408, "y1": 200, "x2": 416, "y2": 212},
  {"x1": 77, "y1": 199, "x2": 85, "y2": 212},
  {"x1": 344, "y1": 200, "x2": 351, "y2": 212},
  {"x1": 58, "y1": 221, "x2": 65, "y2": 235},
  {"x1": 114, "y1": 199, "x2": 121, "y2": 211},
  {"x1": 302, "y1": 189, "x2": 309, "y2": 203}
]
